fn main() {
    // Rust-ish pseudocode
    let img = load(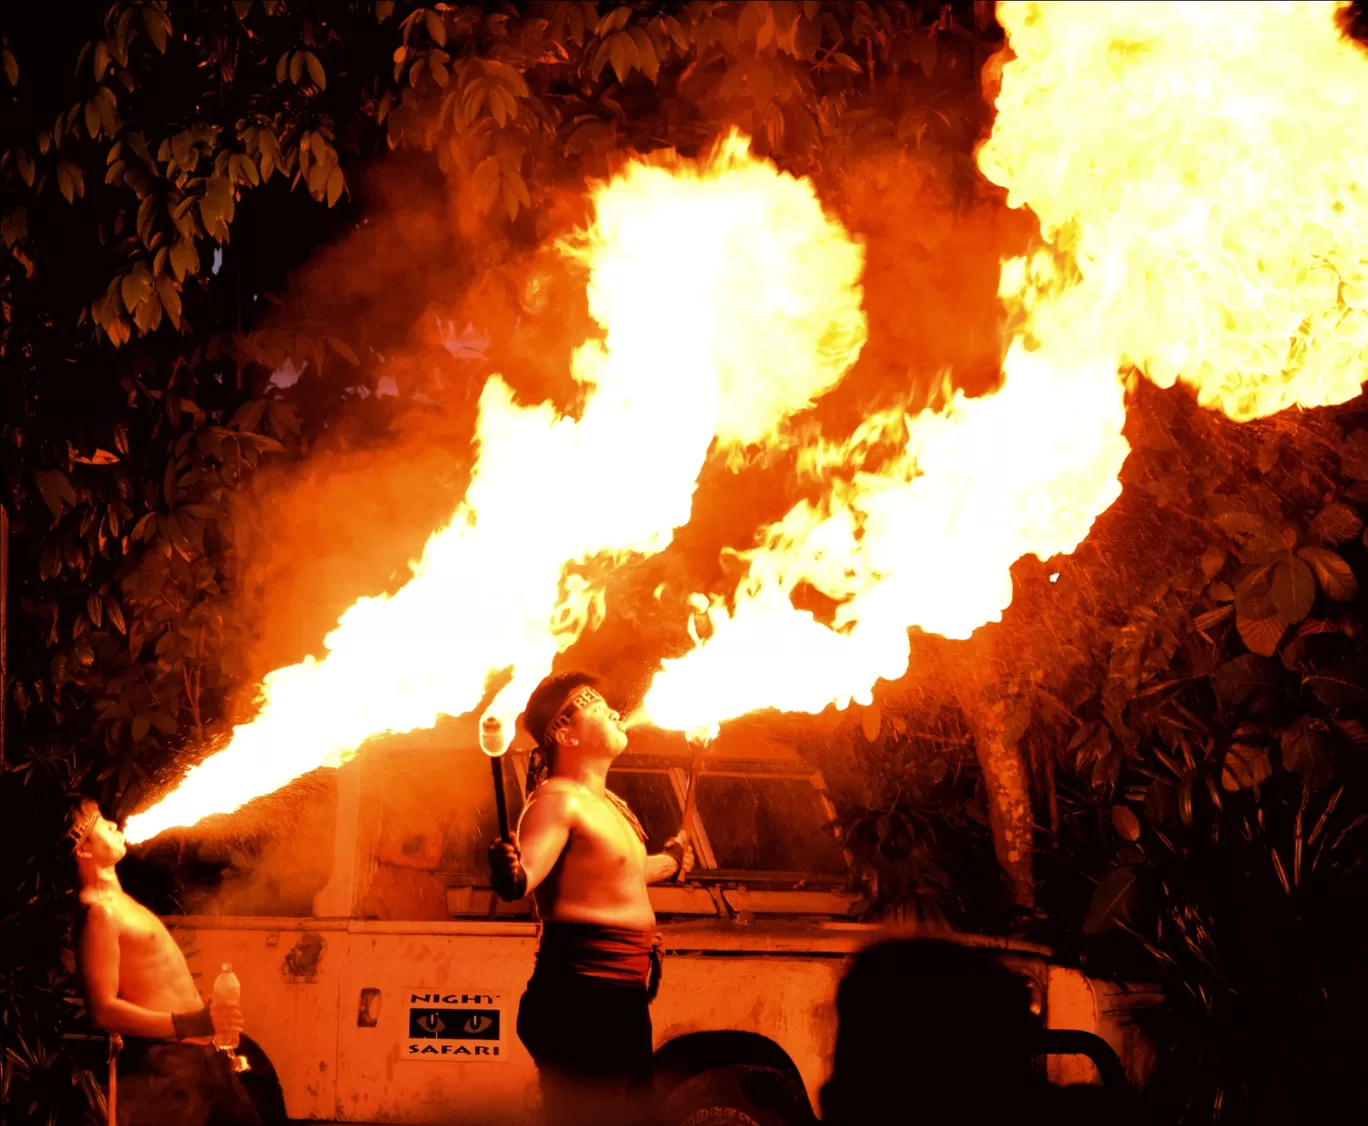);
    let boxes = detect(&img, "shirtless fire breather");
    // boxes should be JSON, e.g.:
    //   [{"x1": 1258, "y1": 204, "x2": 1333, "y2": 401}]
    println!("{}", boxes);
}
[
  {"x1": 68, "y1": 798, "x2": 283, "y2": 1126},
  {"x1": 488, "y1": 672, "x2": 694, "y2": 1126}
]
